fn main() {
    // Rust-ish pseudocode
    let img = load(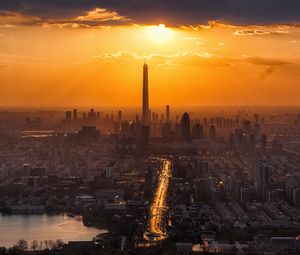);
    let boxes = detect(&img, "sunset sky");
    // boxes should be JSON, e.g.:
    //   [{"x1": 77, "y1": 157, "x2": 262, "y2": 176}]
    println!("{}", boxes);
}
[{"x1": 1, "y1": 0, "x2": 300, "y2": 107}]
